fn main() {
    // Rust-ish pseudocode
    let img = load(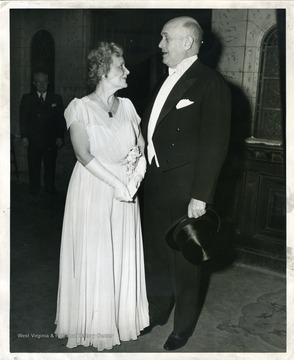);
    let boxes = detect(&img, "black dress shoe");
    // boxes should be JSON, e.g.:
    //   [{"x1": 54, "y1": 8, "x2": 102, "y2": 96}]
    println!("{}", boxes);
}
[{"x1": 163, "y1": 333, "x2": 189, "y2": 351}]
